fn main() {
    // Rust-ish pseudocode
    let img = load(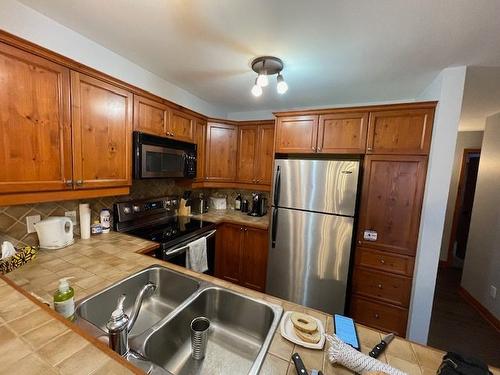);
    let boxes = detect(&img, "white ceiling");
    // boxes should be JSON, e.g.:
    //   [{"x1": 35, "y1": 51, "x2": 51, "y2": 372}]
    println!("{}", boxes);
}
[
  {"x1": 460, "y1": 66, "x2": 500, "y2": 131},
  {"x1": 18, "y1": 0, "x2": 500, "y2": 115}
]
